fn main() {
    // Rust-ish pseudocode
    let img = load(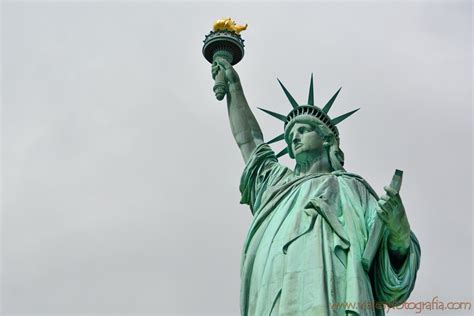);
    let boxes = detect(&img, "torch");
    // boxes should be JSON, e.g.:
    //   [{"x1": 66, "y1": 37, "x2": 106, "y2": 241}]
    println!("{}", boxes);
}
[{"x1": 202, "y1": 18, "x2": 247, "y2": 100}]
